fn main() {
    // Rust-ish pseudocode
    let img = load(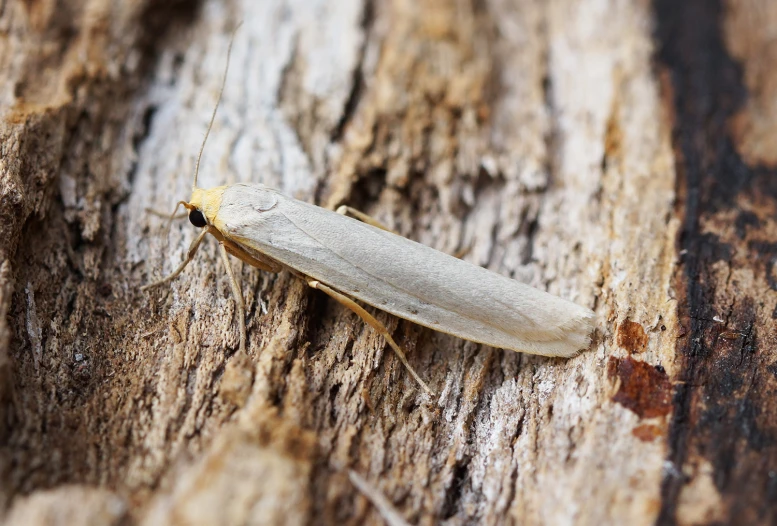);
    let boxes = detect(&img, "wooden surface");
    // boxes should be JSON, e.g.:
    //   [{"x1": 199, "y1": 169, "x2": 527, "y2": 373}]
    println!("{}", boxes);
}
[{"x1": 1, "y1": 0, "x2": 775, "y2": 524}]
